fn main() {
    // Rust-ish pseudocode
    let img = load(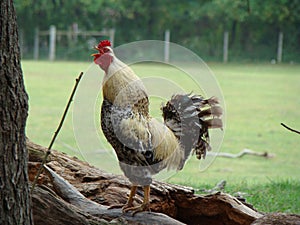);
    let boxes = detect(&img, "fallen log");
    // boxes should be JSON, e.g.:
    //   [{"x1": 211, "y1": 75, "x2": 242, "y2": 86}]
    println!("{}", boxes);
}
[
  {"x1": 251, "y1": 213, "x2": 300, "y2": 225},
  {"x1": 27, "y1": 140, "x2": 263, "y2": 225},
  {"x1": 42, "y1": 164, "x2": 184, "y2": 225},
  {"x1": 32, "y1": 184, "x2": 107, "y2": 225}
]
